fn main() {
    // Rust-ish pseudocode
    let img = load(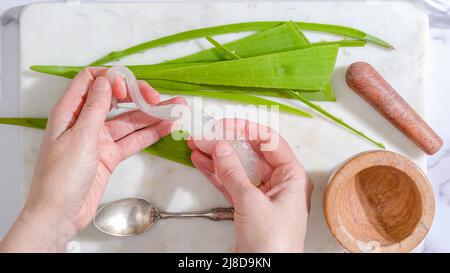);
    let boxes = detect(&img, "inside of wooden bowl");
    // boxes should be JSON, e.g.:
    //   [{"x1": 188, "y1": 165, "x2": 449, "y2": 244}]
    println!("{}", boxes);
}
[{"x1": 339, "y1": 165, "x2": 423, "y2": 246}]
